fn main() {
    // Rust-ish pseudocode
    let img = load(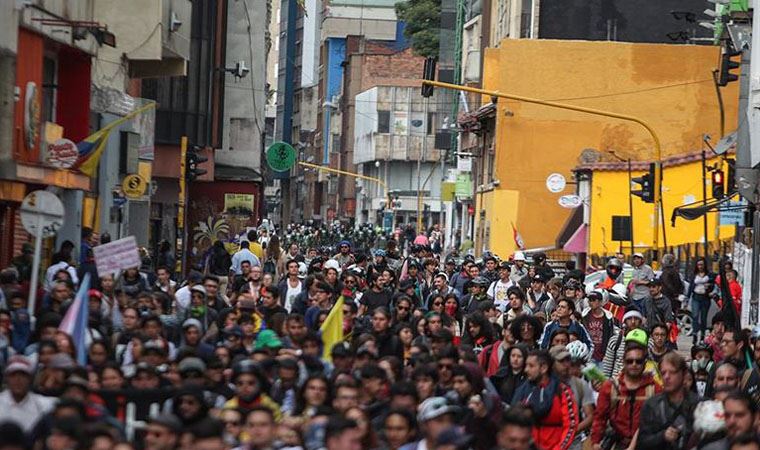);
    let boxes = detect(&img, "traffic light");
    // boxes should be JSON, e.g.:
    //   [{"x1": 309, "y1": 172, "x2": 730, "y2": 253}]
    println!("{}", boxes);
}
[
  {"x1": 727, "y1": 158, "x2": 736, "y2": 195},
  {"x1": 712, "y1": 169, "x2": 725, "y2": 199},
  {"x1": 631, "y1": 163, "x2": 655, "y2": 203},
  {"x1": 186, "y1": 146, "x2": 208, "y2": 181},
  {"x1": 421, "y1": 57, "x2": 436, "y2": 98},
  {"x1": 717, "y1": 46, "x2": 741, "y2": 86}
]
